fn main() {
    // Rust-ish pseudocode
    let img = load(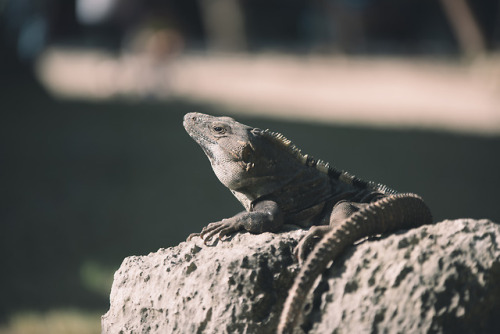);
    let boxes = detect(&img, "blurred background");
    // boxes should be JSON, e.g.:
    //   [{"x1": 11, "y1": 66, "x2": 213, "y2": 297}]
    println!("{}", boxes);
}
[{"x1": 1, "y1": 0, "x2": 499, "y2": 333}]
